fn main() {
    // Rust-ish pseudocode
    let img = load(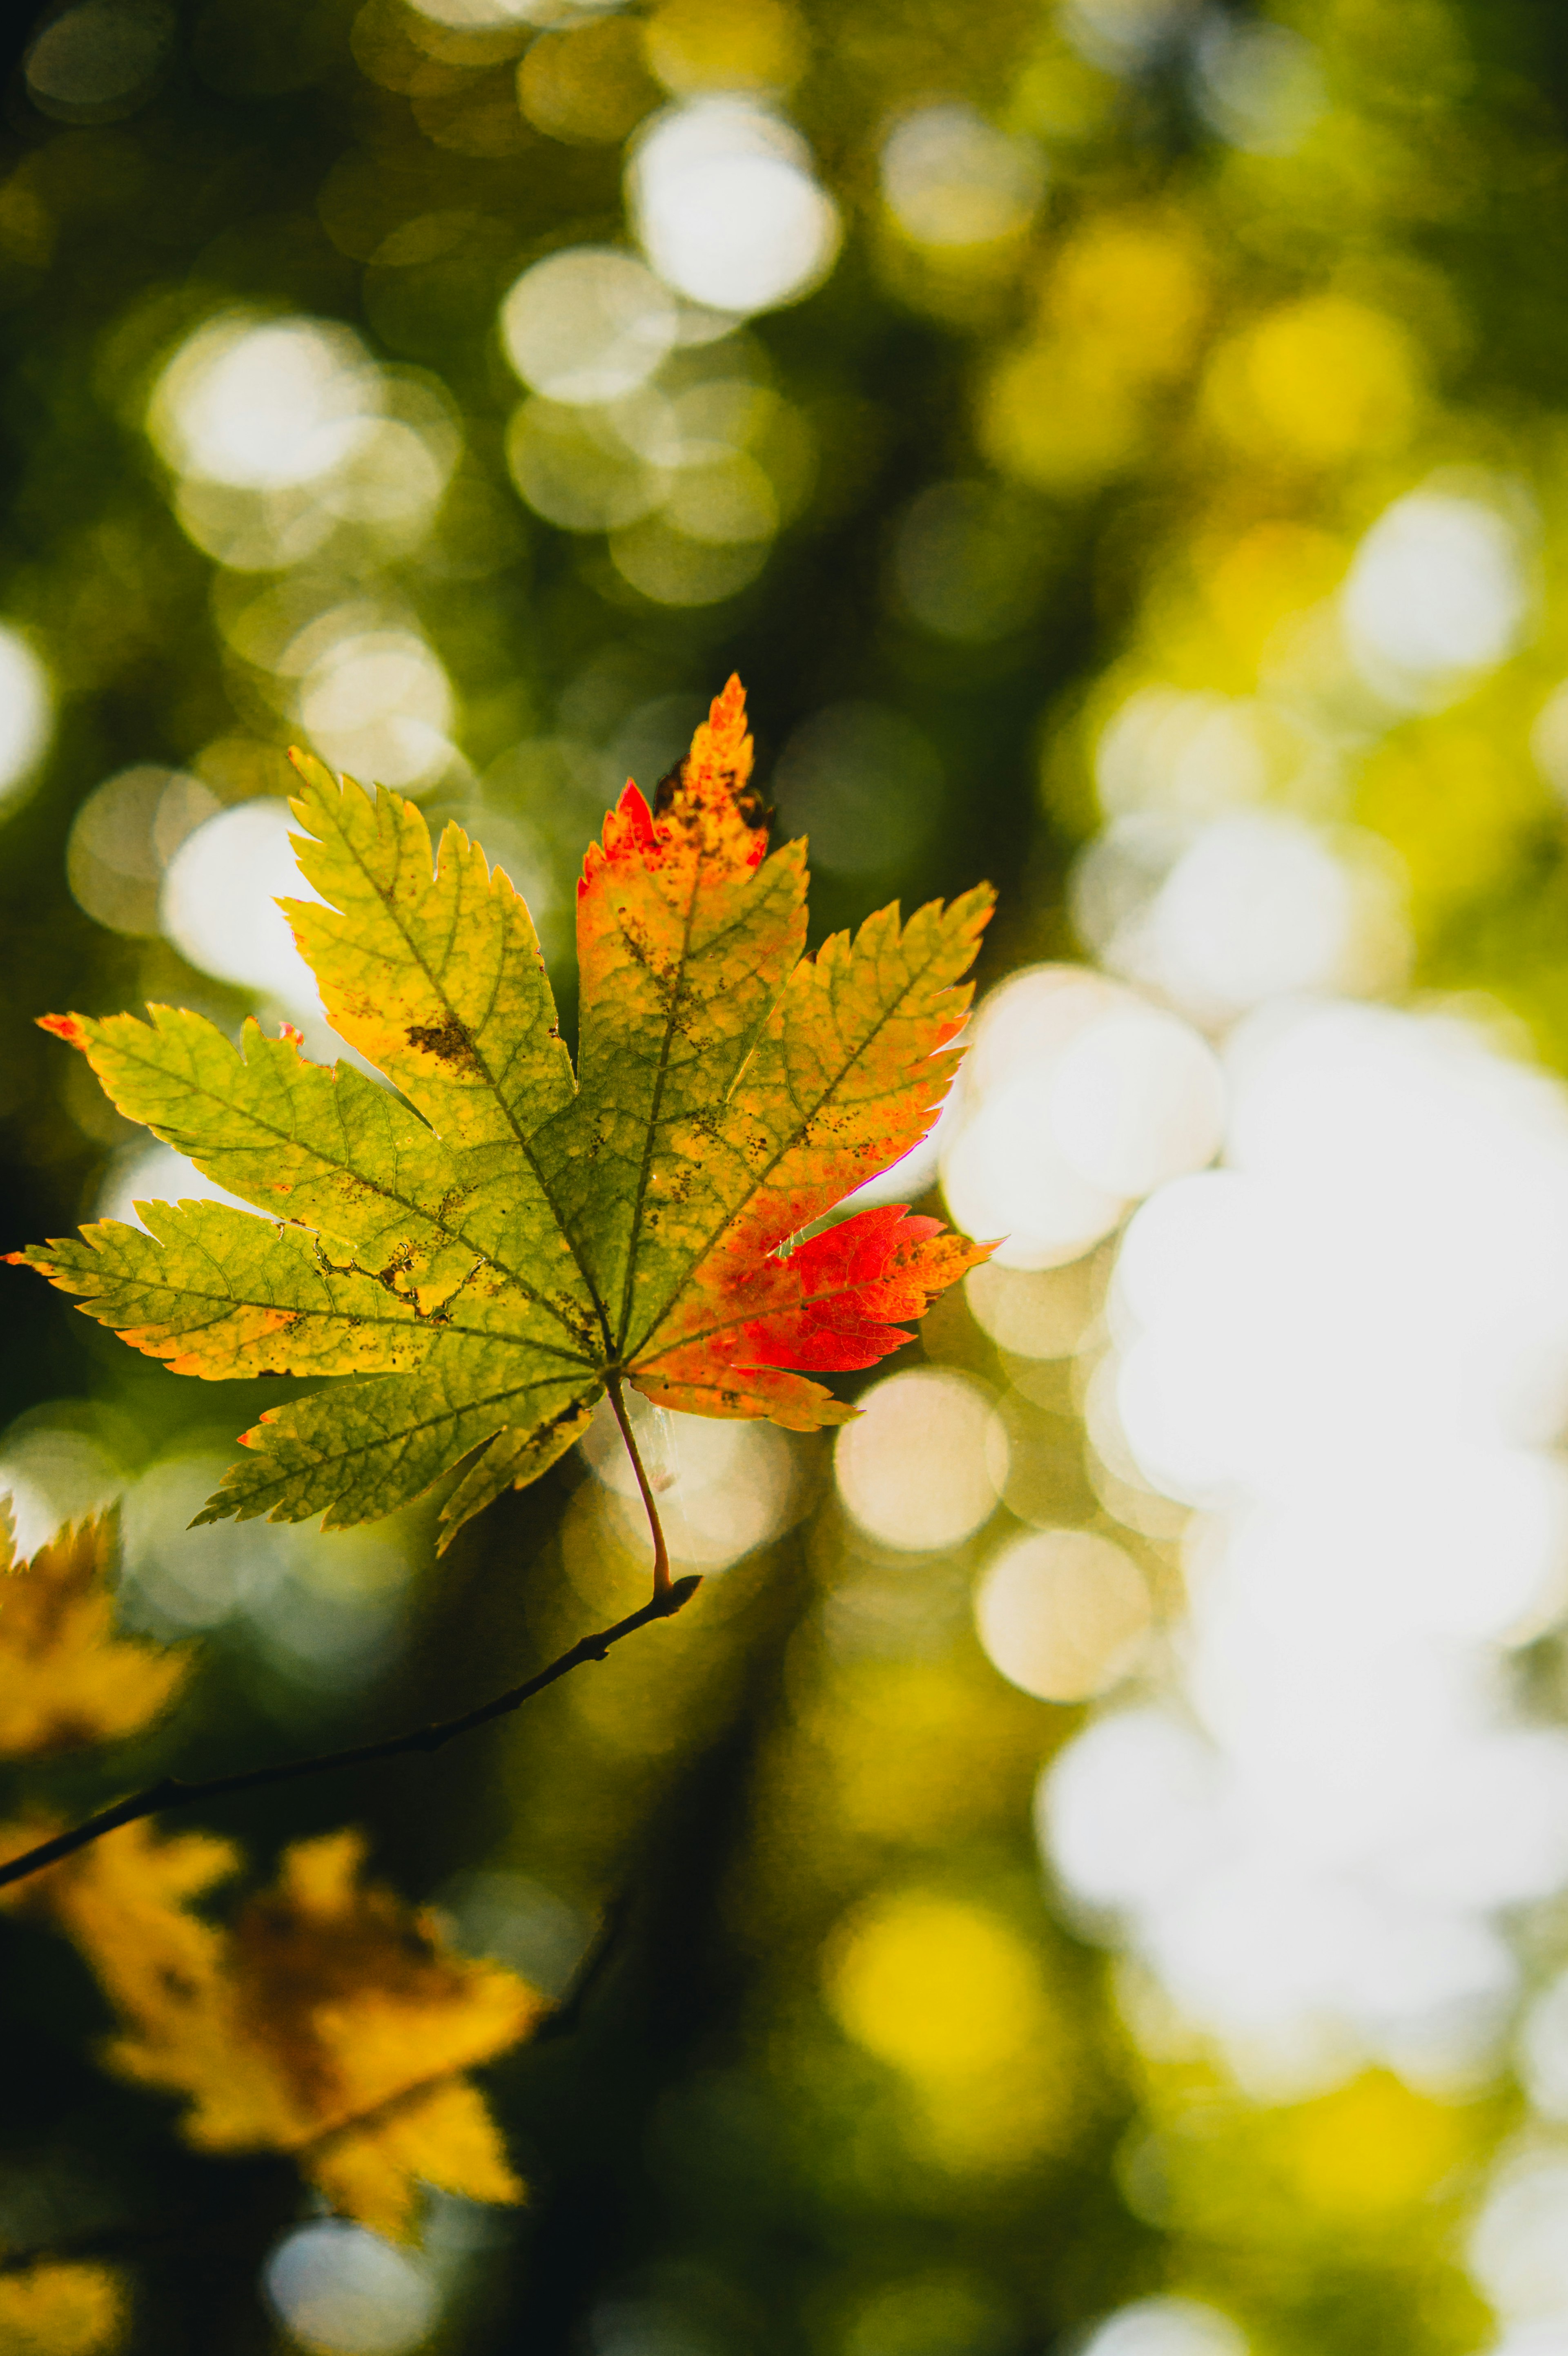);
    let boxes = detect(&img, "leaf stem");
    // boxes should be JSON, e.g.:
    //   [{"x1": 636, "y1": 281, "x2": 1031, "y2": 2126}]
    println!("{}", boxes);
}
[
  {"x1": 605, "y1": 1371, "x2": 673, "y2": 1598},
  {"x1": 0, "y1": 1571, "x2": 702, "y2": 1896}
]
